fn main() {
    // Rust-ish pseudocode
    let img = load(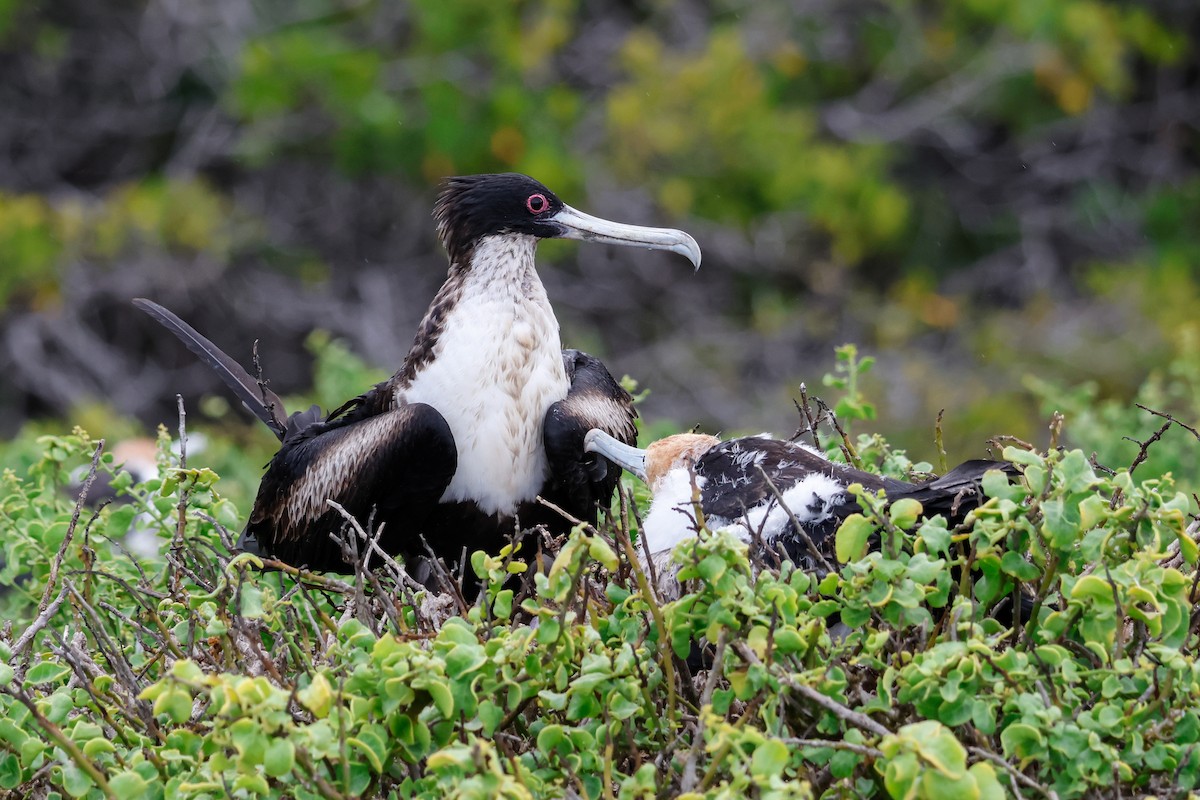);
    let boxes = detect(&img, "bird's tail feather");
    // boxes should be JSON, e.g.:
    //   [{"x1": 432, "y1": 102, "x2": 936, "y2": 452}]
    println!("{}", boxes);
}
[{"x1": 134, "y1": 298, "x2": 289, "y2": 440}]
